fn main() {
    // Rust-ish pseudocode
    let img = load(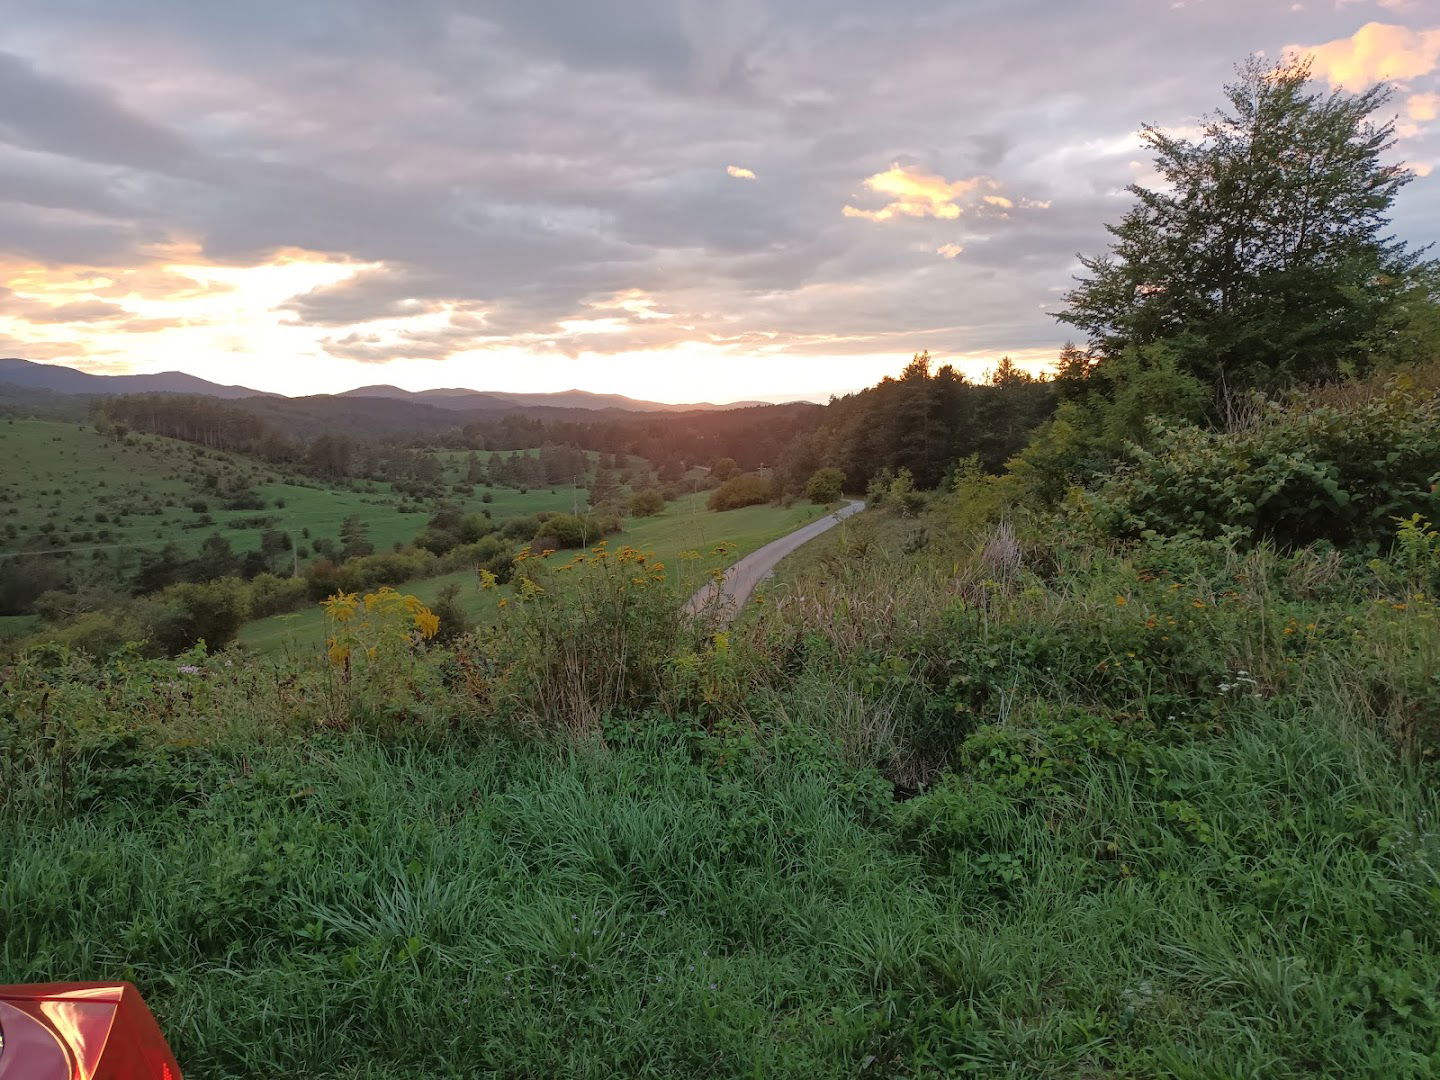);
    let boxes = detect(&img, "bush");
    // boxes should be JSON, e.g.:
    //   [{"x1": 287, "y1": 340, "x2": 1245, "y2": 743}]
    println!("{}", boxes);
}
[
  {"x1": 805, "y1": 467, "x2": 846, "y2": 504},
  {"x1": 708, "y1": 473, "x2": 772, "y2": 511},
  {"x1": 141, "y1": 579, "x2": 252, "y2": 654},
  {"x1": 1084, "y1": 379, "x2": 1440, "y2": 550},
  {"x1": 454, "y1": 545, "x2": 696, "y2": 739},
  {"x1": 531, "y1": 513, "x2": 622, "y2": 551},
  {"x1": 430, "y1": 583, "x2": 470, "y2": 645},
  {"x1": 629, "y1": 489, "x2": 666, "y2": 516},
  {"x1": 414, "y1": 528, "x2": 459, "y2": 556},
  {"x1": 247, "y1": 573, "x2": 311, "y2": 618}
]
